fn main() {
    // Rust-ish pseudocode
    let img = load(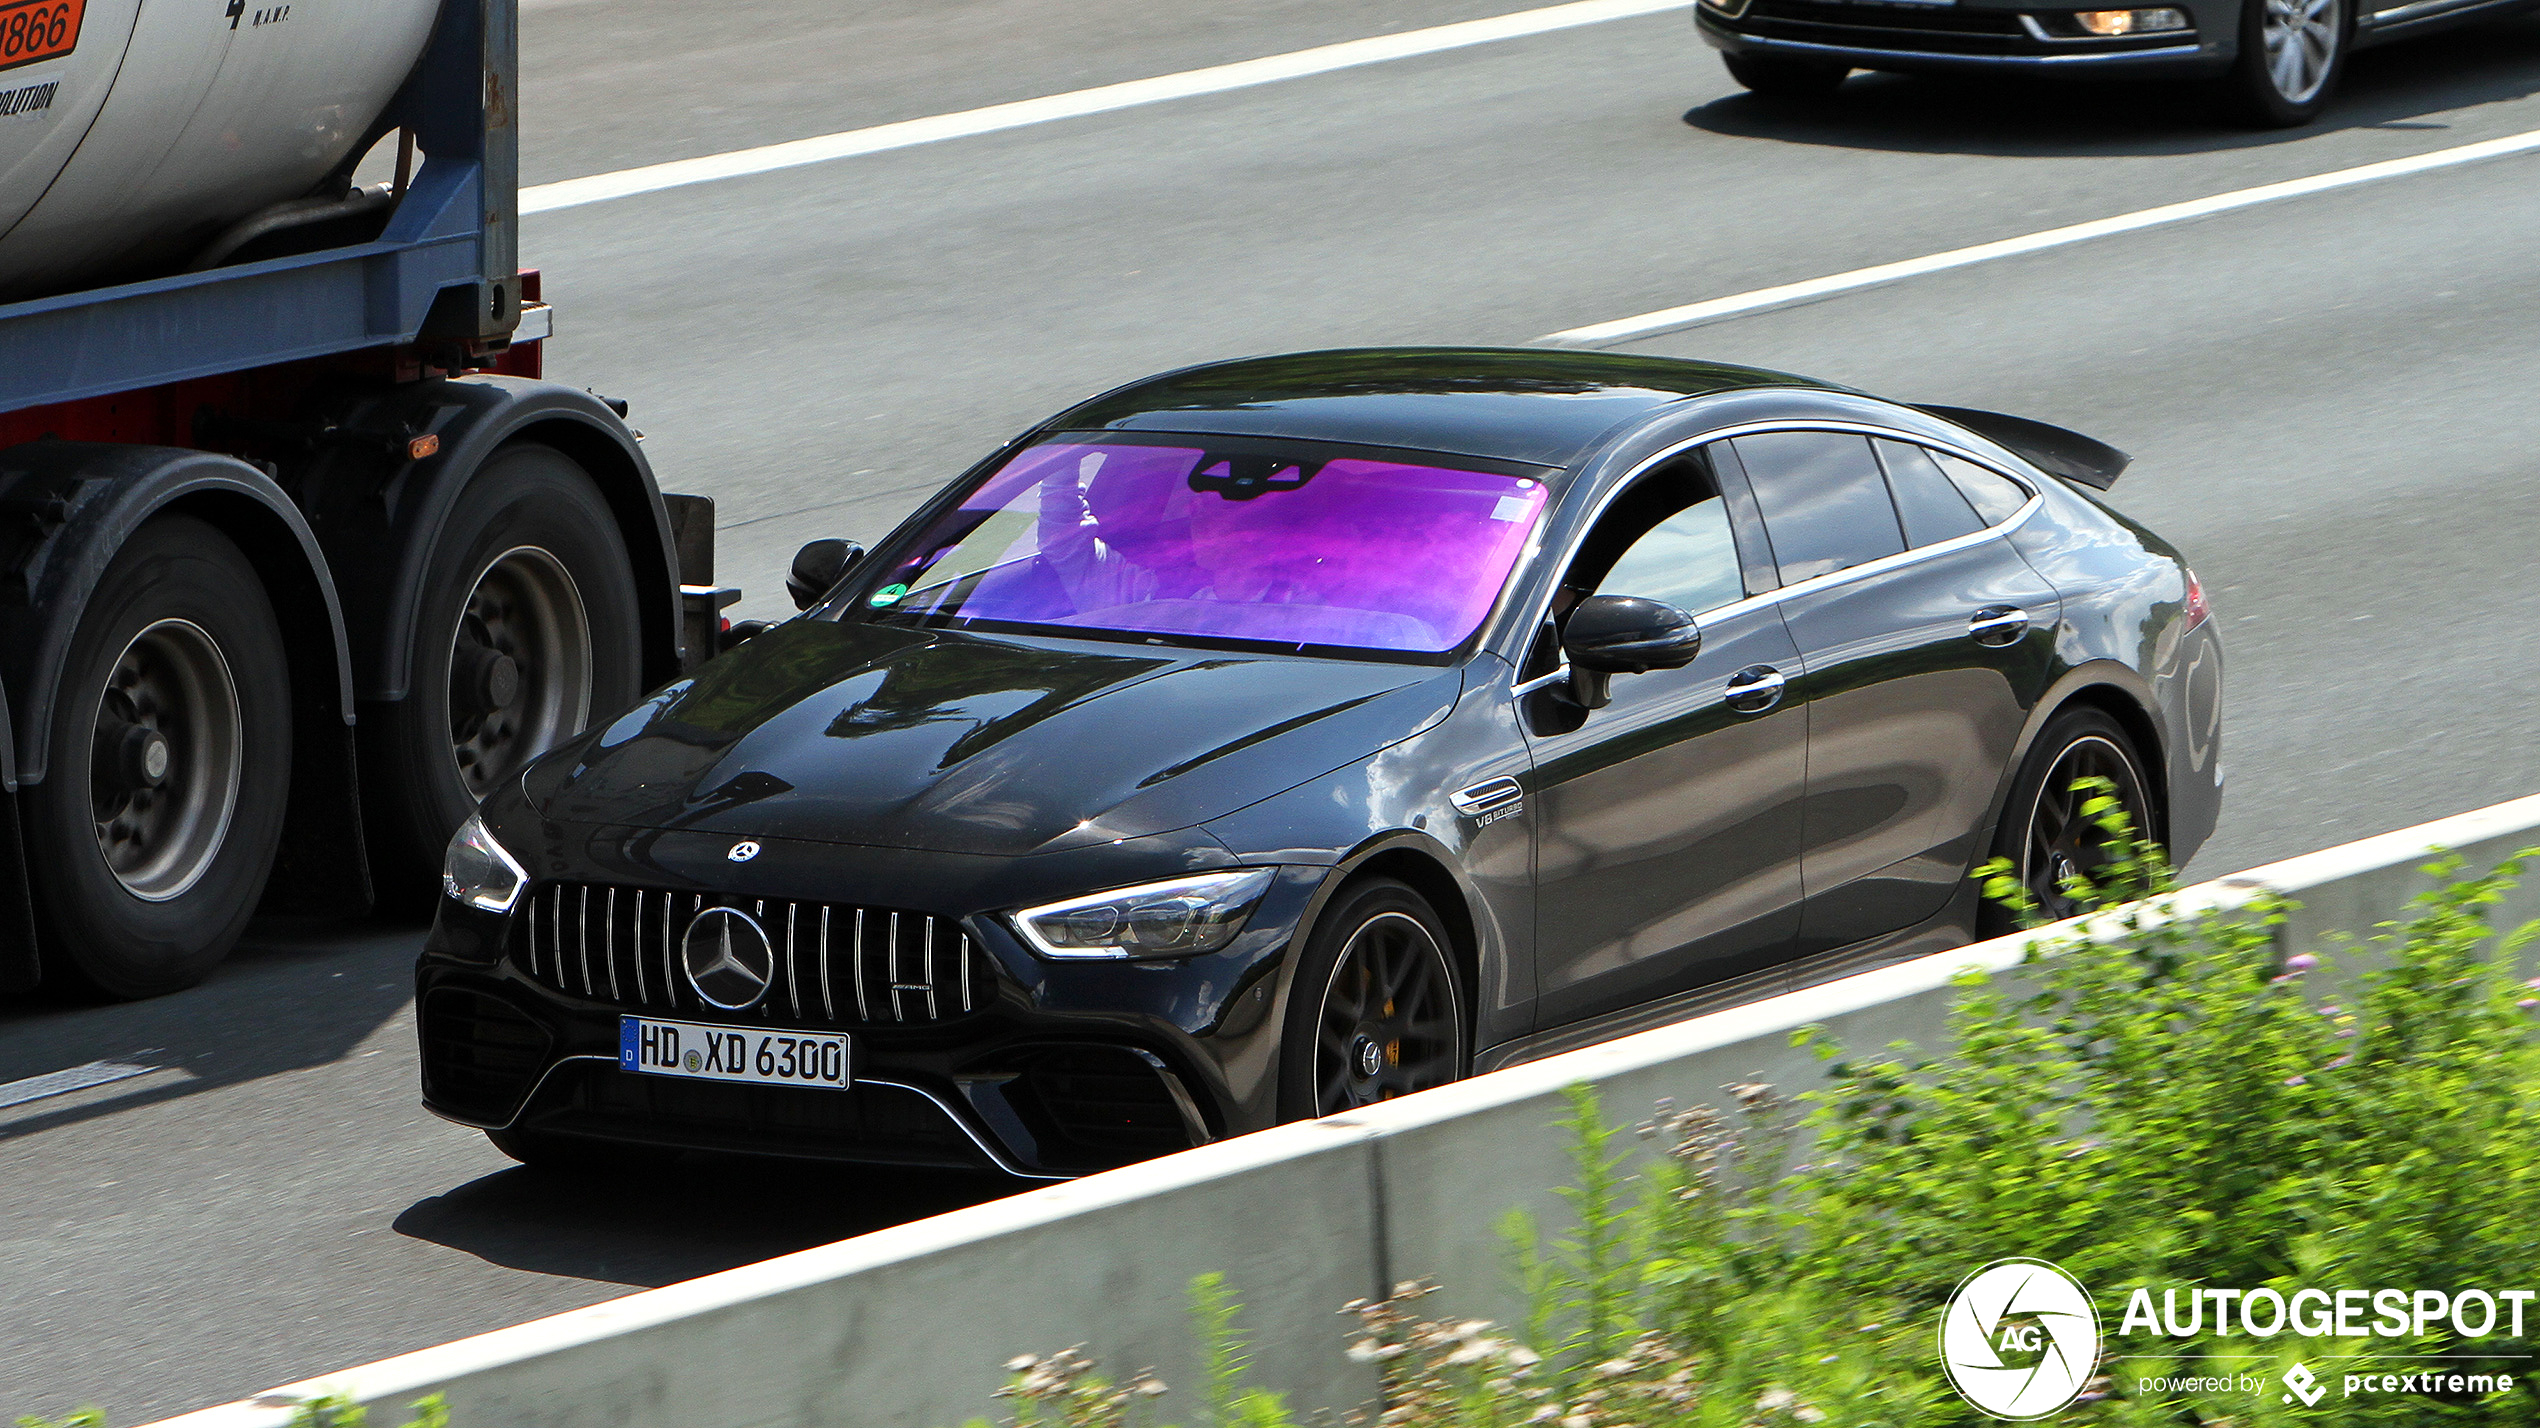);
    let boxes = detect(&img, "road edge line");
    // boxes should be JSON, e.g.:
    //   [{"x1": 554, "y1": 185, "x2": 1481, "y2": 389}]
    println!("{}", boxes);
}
[{"x1": 1538, "y1": 126, "x2": 2540, "y2": 346}]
